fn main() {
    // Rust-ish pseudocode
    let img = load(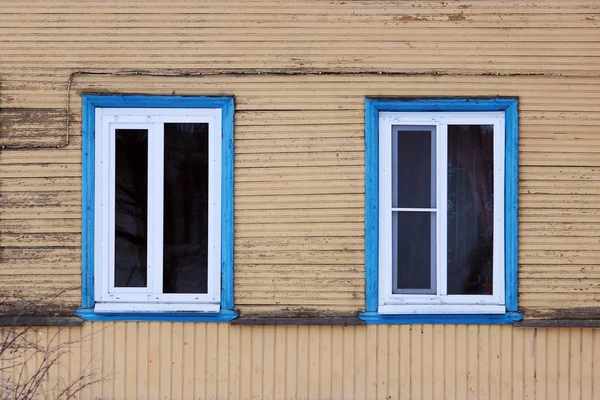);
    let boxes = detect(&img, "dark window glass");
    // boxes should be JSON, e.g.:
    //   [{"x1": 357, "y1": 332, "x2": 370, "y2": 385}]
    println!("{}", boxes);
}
[
  {"x1": 392, "y1": 127, "x2": 436, "y2": 208},
  {"x1": 447, "y1": 125, "x2": 494, "y2": 295},
  {"x1": 163, "y1": 123, "x2": 209, "y2": 294},
  {"x1": 393, "y1": 211, "x2": 436, "y2": 293},
  {"x1": 114, "y1": 129, "x2": 148, "y2": 288}
]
